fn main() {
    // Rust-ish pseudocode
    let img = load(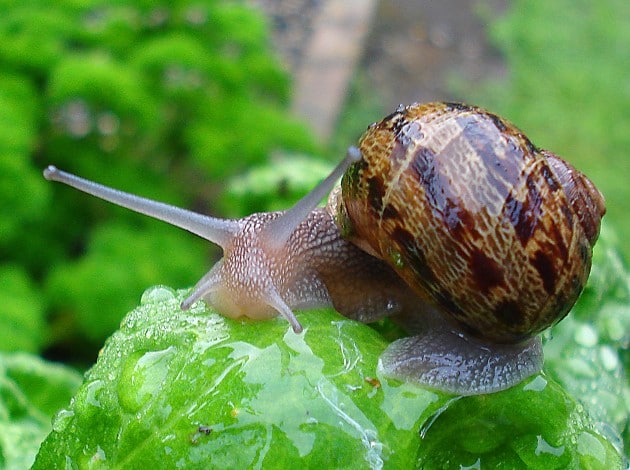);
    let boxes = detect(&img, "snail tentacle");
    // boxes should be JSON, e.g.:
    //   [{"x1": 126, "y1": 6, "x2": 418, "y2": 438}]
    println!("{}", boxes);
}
[{"x1": 43, "y1": 165, "x2": 240, "y2": 247}]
